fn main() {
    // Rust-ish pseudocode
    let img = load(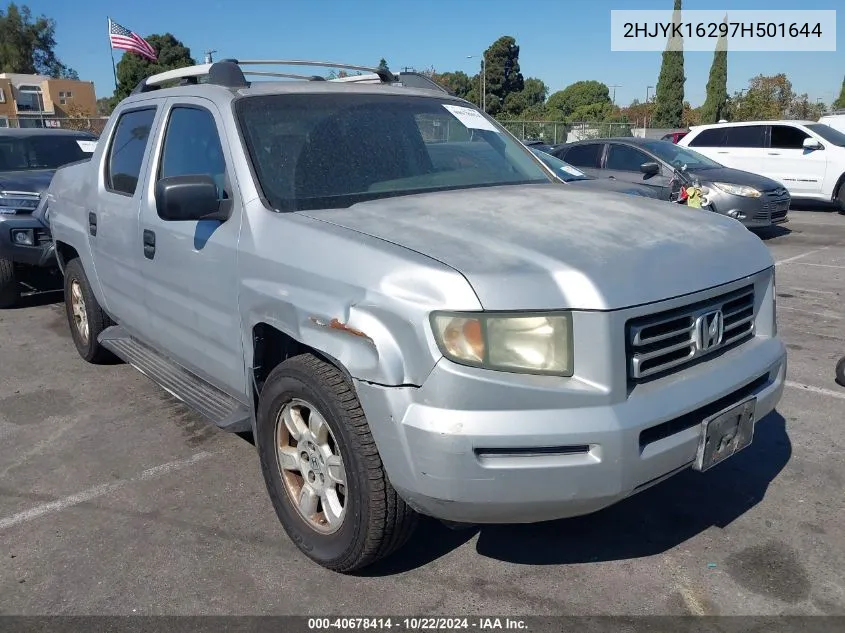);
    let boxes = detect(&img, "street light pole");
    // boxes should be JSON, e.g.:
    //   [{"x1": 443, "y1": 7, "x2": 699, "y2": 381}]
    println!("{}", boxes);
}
[
  {"x1": 466, "y1": 54, "x2": 486, "y2": 110},
  {"x1": 645, "y1": 85, "x2": 654, "y2": 129},
  {"x1": 609, "y1": 84, "x2": 621, "y2": 106}
]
